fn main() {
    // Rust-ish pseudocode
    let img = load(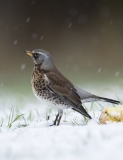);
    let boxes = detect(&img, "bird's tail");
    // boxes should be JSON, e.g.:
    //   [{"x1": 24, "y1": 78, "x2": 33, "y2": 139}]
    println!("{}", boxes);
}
[
  {"x1": 95, "y1": 96, "x2": 120, "y2": 104},
  {"x1": 75, "y1": 86, "x2": 120, "y2": 104}
]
